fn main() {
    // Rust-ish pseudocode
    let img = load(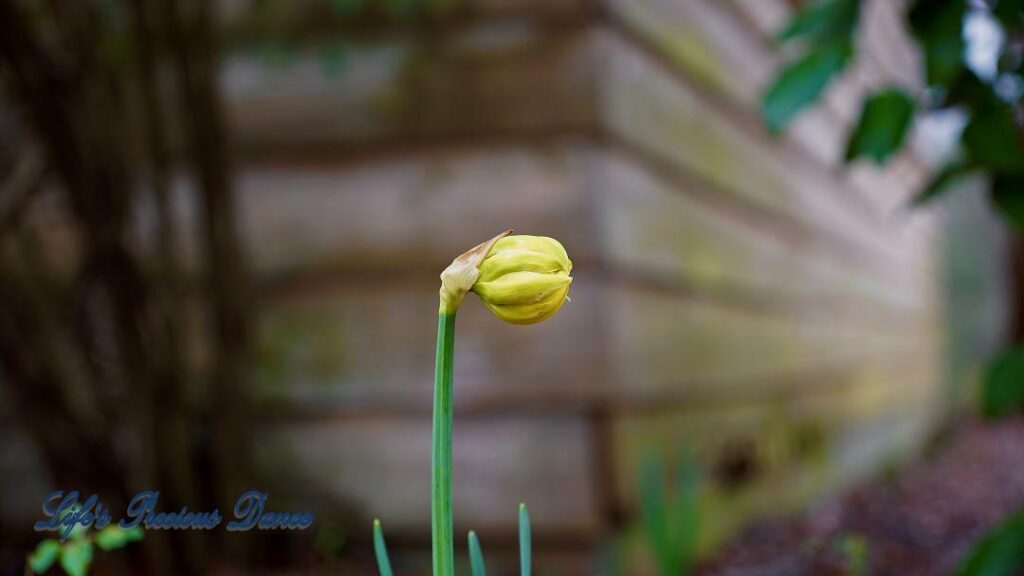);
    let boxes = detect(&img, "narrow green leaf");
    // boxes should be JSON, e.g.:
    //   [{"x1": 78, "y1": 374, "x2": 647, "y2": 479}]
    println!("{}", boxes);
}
[
  {"x1": 993, "y1": 175, "x2": 1024, "y2": 231},
  {"x1": 519, "y1": 504, "x2": 531, "y2": 576},
  {"x1": 373, "y1": 519, "x2": 395, "y2": 576},
  {"x1": 59, "y1": 540, "x2": 92, "y2": 576},
  {"x1": 981, "y1": 347, "x2": 1024, "y2": 419},
  {"x1": 845, "y1": 88, "x2": 915, "y2": 164},
  {"x1": 762, "y1": 42, "x2": 852, "y2": 133},
  {"x1": 468, "y1": 531, "x2": 487, "y2": 576},
  {"x1": 27, "y1": 540, "x2": 60, "y2": 574},
  {"x1": 672, "y1": 454, "x2": 701, "y2": 575},
  {"x1": 908, "y1": 0, "x2": 967, "y2": 86},
  {"x1": 95, "y1": 525, "x2": 143, "y2": 551},
  {"x1": 777, "y1": 0, "x2": 860, "y2": 44},
  {"x1": 957, "y1": 509, "x2": 1024, "y2": 575},
  {"x1": 910, "y1": 160, "x2": 974, "y2": 206},
  {"x1": 640, "y1": 454, "x2": 675, "y2": 576}
]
